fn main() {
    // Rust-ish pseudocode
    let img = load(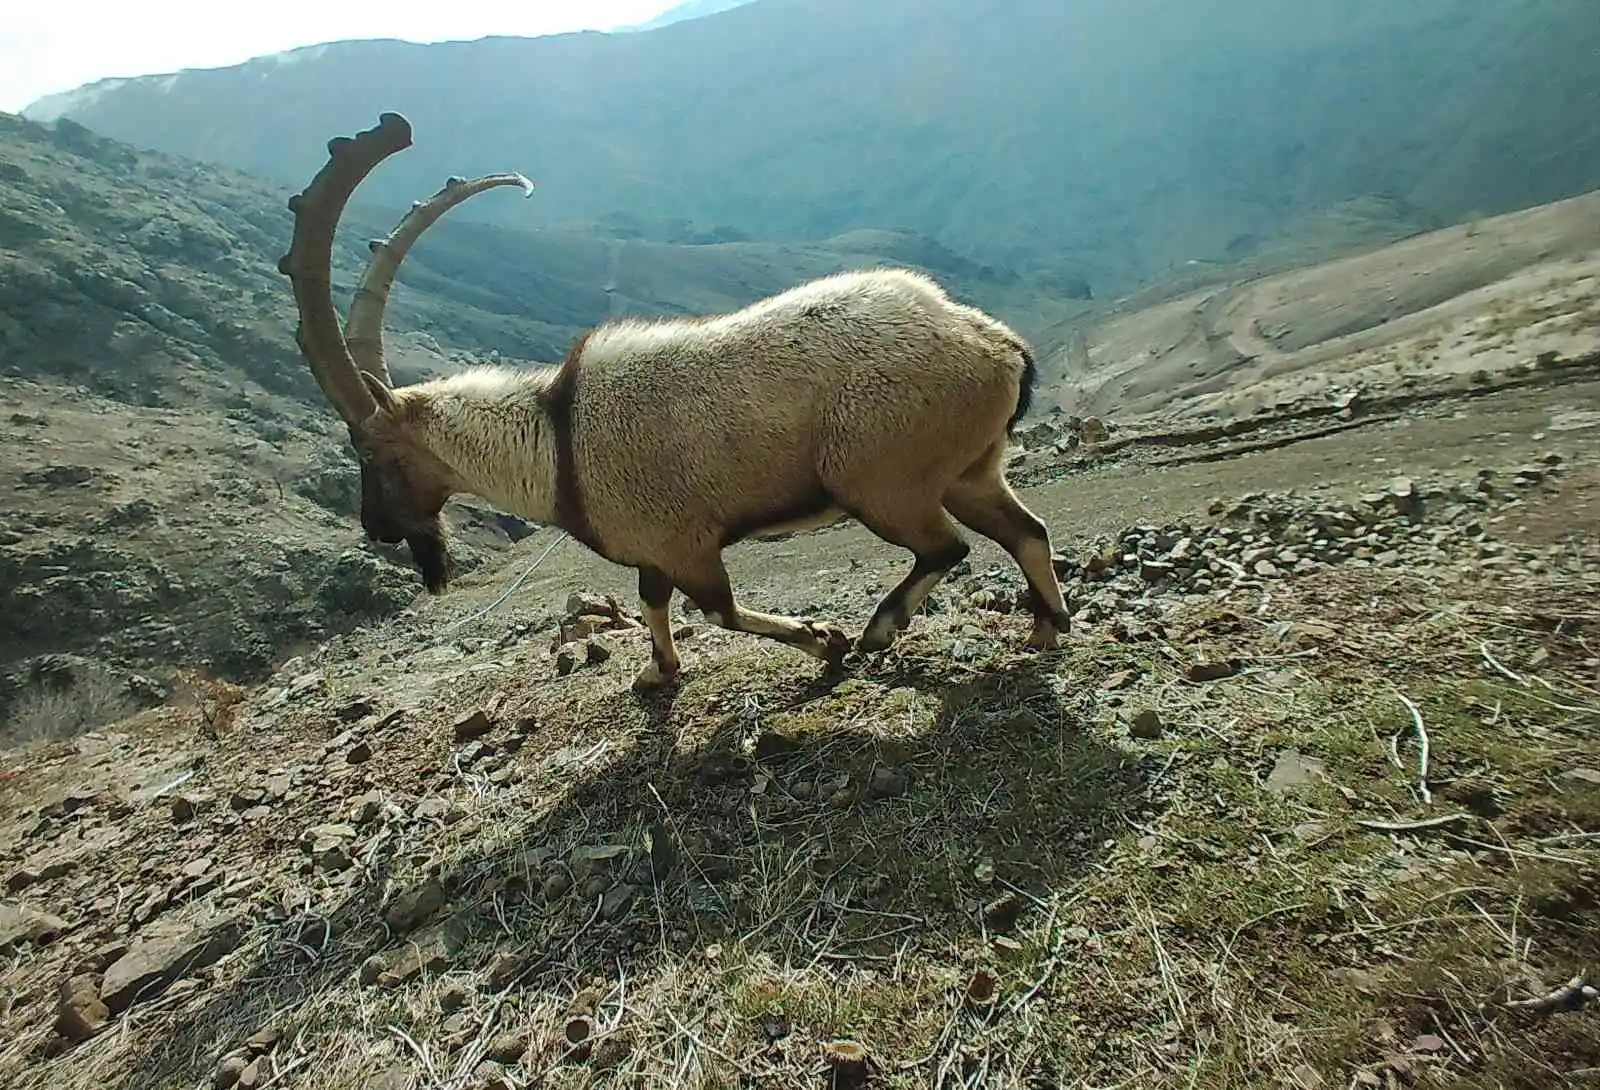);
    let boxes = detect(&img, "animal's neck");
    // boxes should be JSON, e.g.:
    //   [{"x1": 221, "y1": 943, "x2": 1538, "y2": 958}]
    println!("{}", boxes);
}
[{"x1": 406, "y1": 366, "x2": 562, "y2": 525}]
